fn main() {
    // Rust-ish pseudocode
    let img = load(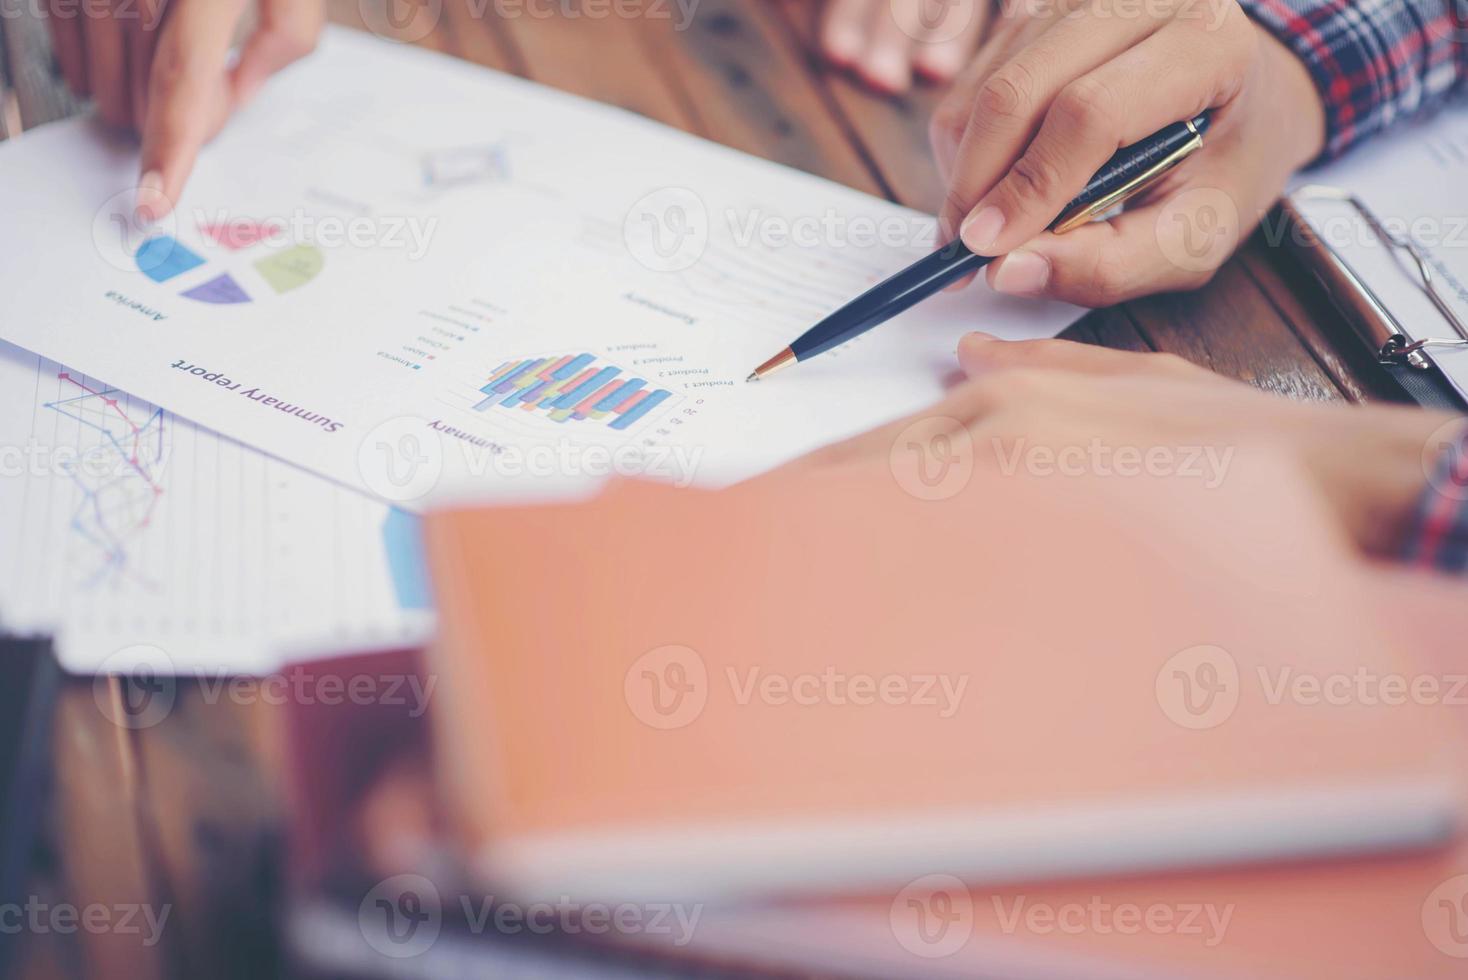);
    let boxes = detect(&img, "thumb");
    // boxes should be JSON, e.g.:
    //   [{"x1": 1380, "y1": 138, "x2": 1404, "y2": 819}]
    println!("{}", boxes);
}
[{"x1": 984, "y1": 169, "x2": 1249, "y2": 308}]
